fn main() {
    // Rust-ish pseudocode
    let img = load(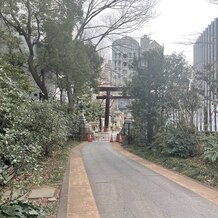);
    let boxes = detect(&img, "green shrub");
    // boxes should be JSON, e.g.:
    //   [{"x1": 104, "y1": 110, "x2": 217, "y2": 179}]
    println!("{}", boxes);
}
[
  {"x1": 0, "y1": 200, "x2": 45, "y2": 217},
  {"x1": 129, "y1": 122, "x2": 148, "y2": 147},
  {"x1": 0, "y1": 60, "x2": 67, "y2": 206},
  {"x1": 0, "y1": 65, "x2": 43, "y2": 201},
  {"x1": 202, "y1": 135, "x2": 218, "y2": 163},
  {"x1": 155, "y1": 125, "x2": 198, "y2": 158},
  {"x1": 29, "y1": 102, "x2": 67, "y2": 157},
  {"x1": 0, "y1": 58, "x2": 31, "y2": 92},
  {"x1": 66, "y1": 113, "x2": 80, "y2": 139},
  {"x1": 0, "y1": 71, "x2": 43, "y2": 205}
]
